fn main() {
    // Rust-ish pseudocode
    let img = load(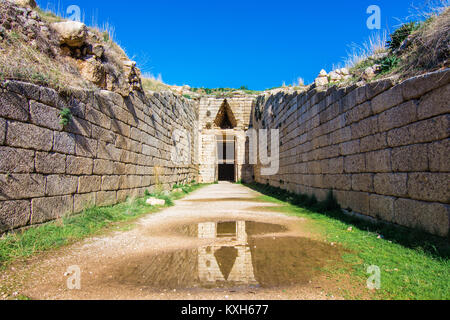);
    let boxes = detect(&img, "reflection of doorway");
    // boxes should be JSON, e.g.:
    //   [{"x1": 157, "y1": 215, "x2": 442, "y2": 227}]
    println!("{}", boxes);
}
[{"x1": 217, "y1": 135, "x2": 235, "y2": 182}]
